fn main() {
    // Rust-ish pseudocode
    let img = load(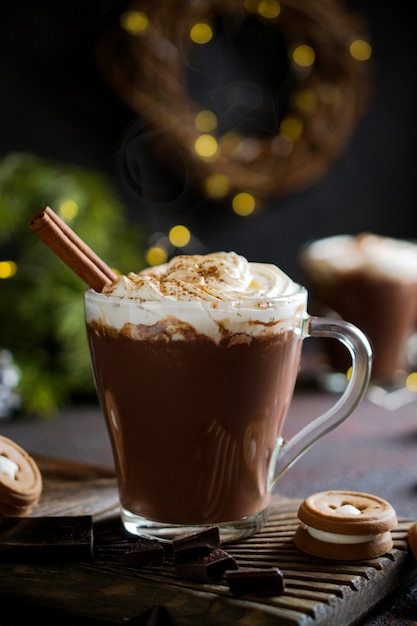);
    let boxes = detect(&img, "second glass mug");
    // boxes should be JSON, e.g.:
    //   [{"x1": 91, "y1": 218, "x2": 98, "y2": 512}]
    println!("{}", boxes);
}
[{"x1": 84, "y1": 284, "x2": 372, "y2": 541}]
